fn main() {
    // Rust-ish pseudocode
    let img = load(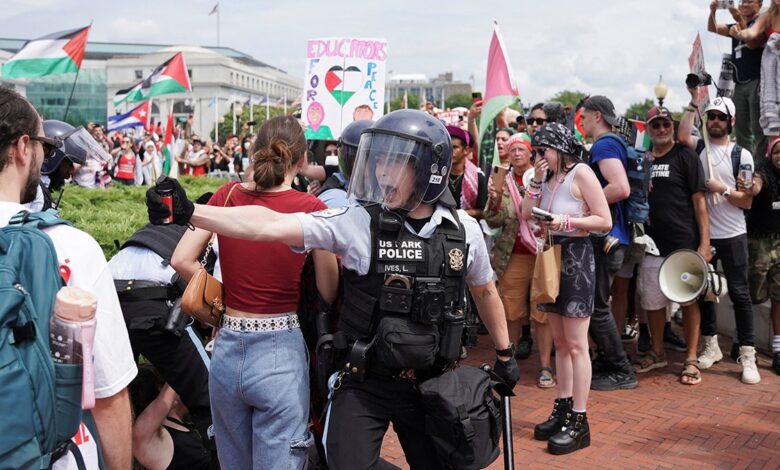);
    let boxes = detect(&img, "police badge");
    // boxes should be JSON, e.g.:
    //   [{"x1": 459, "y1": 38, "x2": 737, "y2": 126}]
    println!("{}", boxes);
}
[{"x1": 448, "y1": 248, "x2": 464, "y2": 271}]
